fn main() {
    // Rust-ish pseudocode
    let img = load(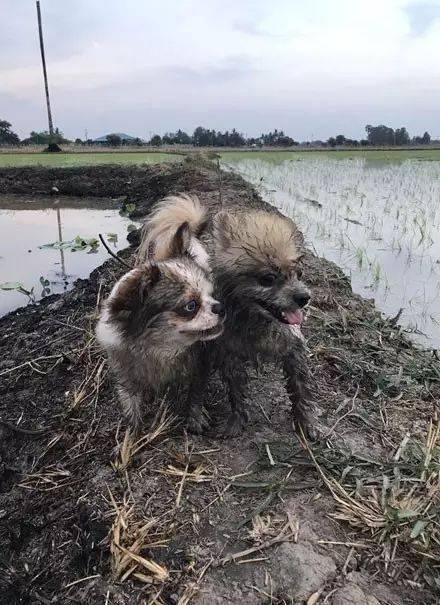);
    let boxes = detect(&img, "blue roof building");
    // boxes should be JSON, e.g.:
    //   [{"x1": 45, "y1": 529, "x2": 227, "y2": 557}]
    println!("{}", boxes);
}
[{"x1": 93, "y1": 133, "x2": 138, "y2": 143}]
